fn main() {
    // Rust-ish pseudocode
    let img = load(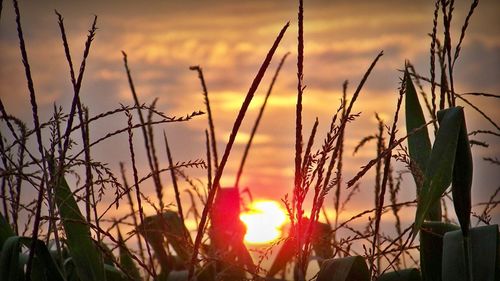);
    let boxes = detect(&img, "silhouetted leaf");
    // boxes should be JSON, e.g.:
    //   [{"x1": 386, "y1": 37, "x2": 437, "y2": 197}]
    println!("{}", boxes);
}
[
  {"x1": 137, "y1": 210, "x2": 192, "y2": 275},
  {"x1": 442, "y1": 225, "x2": 499, "y2": 281},
  {"x1": 404, "y1": 70, "x2": 441, "y2": 220},
  {"x1": 449, "y1": 110, "x2": 472, "y2": 237},
  {"x1": 413, "y1": 107, "x2": 464, "y2": 236},
  {"x1": 167, "y1": 270, "x2": 189, "y2": 281},
  {"x1": 267, "y1": 237, "x2": 295, "y2": 277},
  {"x1": 52, "y1": 172, "x2": 106, "y2": 281},
  {"x1": 310, "y1": 220, "x2": 333, "y2": 261},
  {"x1": 0, "y1": 236, "x2": 21, "y2": 281},
  {"x1": 20, "y1": 238, "x2": 65, "y2": 281},
  {"x1": 404, "y1": 71, "x2": 431, "y2": 185},
  {"x1": 118, "y1": 229, "x2": 141, "y2": 281},
  {"x1": 0, "y1": 237, "x2": 65, "y2": 281},
  {"x1": 317, "y1": 256, "x2": 370, "y2": 281},
  {"x1": 379, "y1": 268, "x2": 421, "y2": 281},
  {"x1": 210, "y1": 187, "x2": 255, "y2": 279},
  {"x1": 420, "y1": 221, "x2": 459, "y2": 281},
  {"x1": 105, "y1": 264, "x2": 127, "y2": 281},
  {"x1": 267, "y1": 219, "x2": 333, "y2": 277},
  {"x1": 0, "y1": 213, "x2": 15, "y2": 250}
]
